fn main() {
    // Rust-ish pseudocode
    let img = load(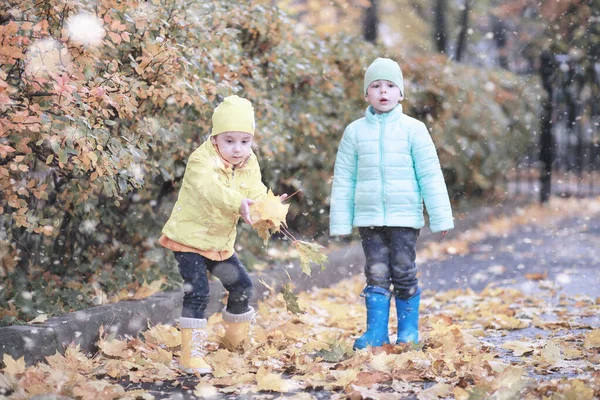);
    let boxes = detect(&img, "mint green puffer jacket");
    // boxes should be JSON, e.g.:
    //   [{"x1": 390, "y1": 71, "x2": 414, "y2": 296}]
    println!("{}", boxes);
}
[{"x1": 329, "y1": 104, "x2": 454, "y2": 235}]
